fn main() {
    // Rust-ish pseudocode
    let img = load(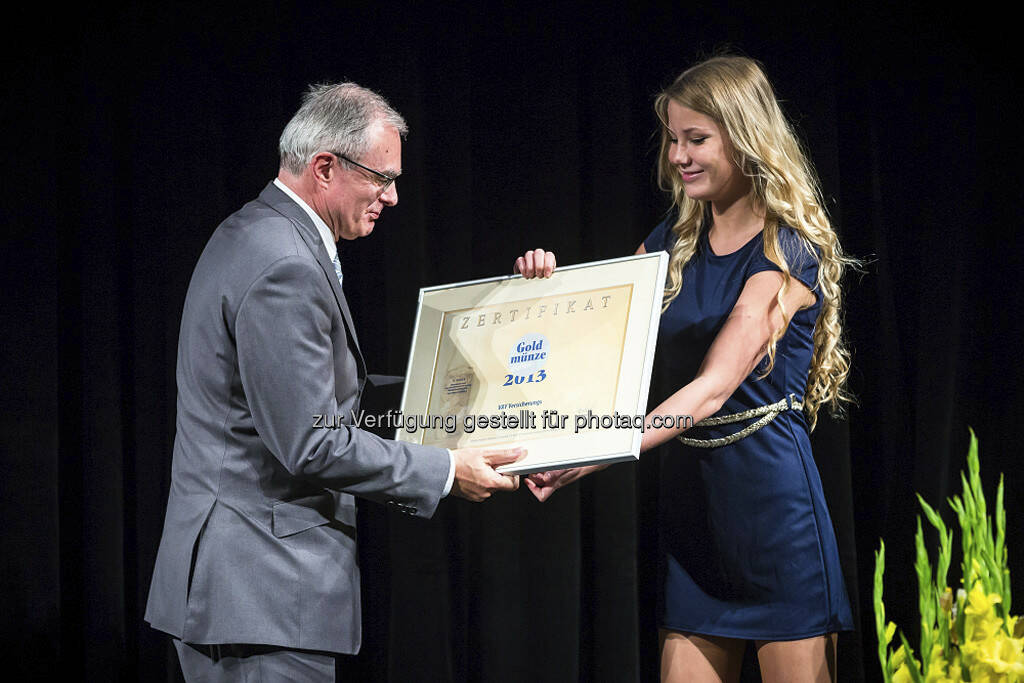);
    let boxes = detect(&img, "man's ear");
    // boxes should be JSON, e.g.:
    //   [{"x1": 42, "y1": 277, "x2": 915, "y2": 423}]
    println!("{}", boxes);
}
[{"x1": 310, "y1": 152, "x2": 336, "y2": 187}]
